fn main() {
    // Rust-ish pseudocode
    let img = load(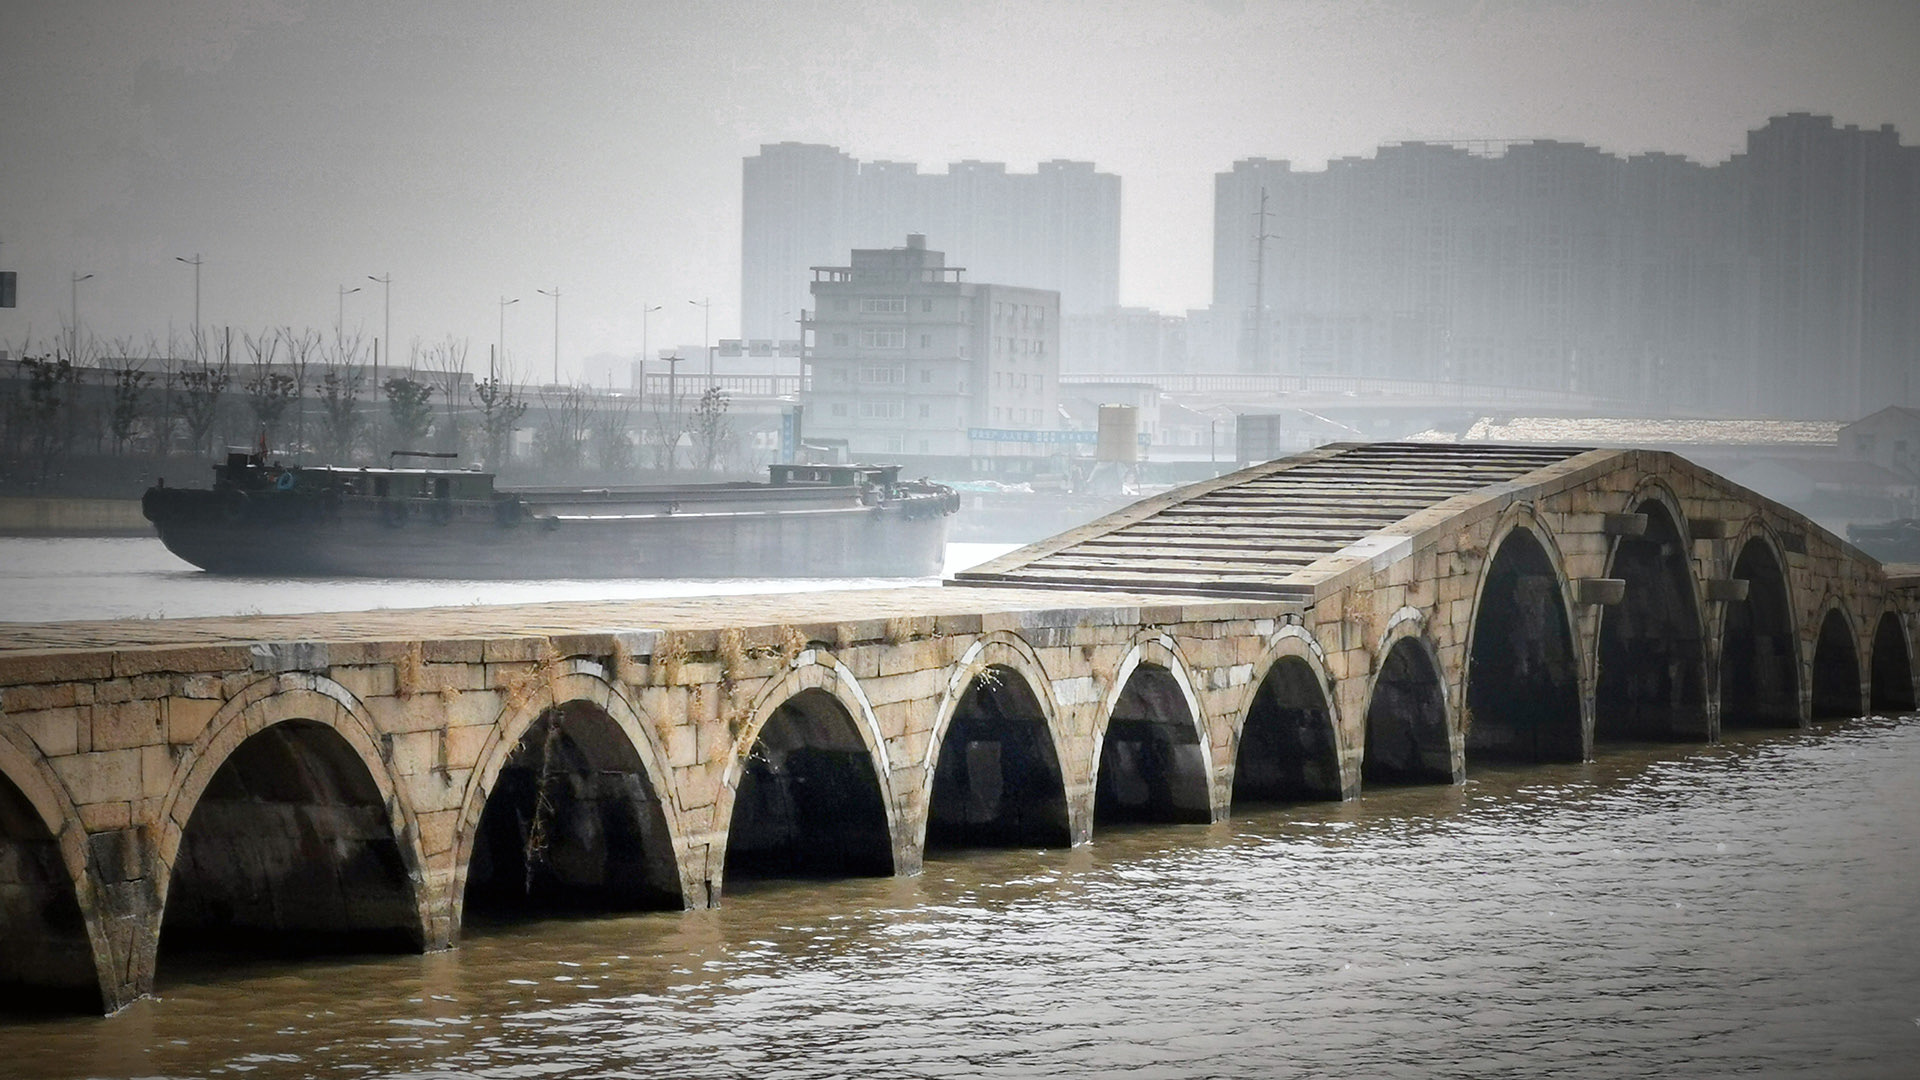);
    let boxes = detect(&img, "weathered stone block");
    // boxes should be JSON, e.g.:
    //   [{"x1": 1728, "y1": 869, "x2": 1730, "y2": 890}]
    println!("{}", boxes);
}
[
  {"x1": 141, "y1": 744, "x2": 172, "y2": 799},
  {"x1": 14, "y1": 706, "x2": 83, "y2": 757},
  {"x1": 388, "y1": 730, "x2": 438, "y2": 777},
  {"x1": 78, "y1": 800, "x2": 132, "y2": 832},
  {"x1": 0, "y1": 651, "x2": 114, "y2": 688},
  {"x1": 443, "y1": 723, "x2": 494, "y2": 772},
  {"x1": 331, "y1": 664, "x2": 398, "y2": 701},
  {"x1": 50, "y1": 748, "x2": 142, "y2": 806},
  {"x1": 91, "y1": 699, "x2": 164, "y2": 752},
  {"x1": 1, "y1": 682, "x2": 78, "y2": 713}
]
